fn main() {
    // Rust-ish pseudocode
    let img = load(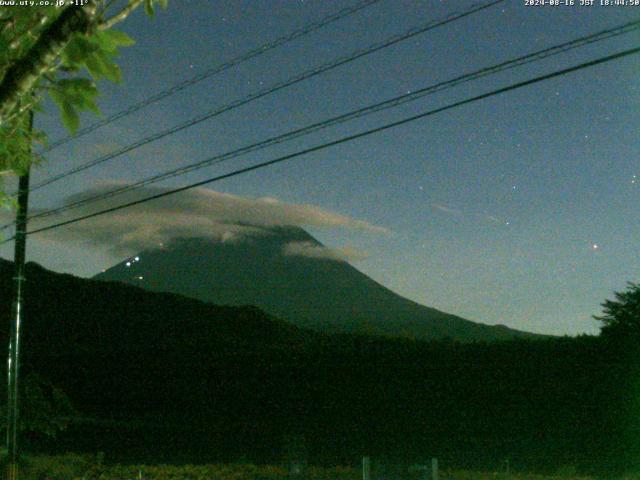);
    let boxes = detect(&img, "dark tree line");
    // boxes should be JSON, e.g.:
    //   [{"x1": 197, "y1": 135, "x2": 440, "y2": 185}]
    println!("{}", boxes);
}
[{"x1": 1, "y1": 260, "x2": 639, "y2": 475}]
